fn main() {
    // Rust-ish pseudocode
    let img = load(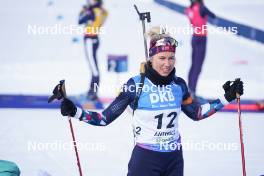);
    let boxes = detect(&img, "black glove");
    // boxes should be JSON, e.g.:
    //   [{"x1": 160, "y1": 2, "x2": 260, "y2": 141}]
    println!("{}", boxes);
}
[
  {"x1": 61, "y1": 98, "x2": 77, "y2": 117},
  {"x1": 223, "y1": 79, "x2": 244, "y2": 102}
]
